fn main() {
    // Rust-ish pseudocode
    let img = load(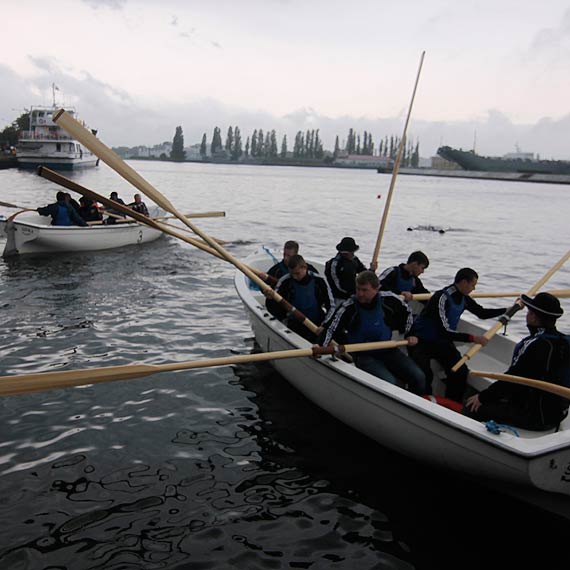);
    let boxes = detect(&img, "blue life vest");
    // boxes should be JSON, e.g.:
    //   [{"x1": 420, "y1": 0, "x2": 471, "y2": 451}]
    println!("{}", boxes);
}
[
  {"x1": 290, "y1": 276, "x2": 321, "y2": 324},
  {"x1": 347, "y1": 294, "x2": 392, "y2": 352},
  {"x1": 395, "y1": 268, "x2": 414, "y2": 293},
  {"x1": 54, "y1": 203, "x2": 72, "y2": 226},
  {"x1": 414, "y1": 289, "x2": 465, "y2": 341}
]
